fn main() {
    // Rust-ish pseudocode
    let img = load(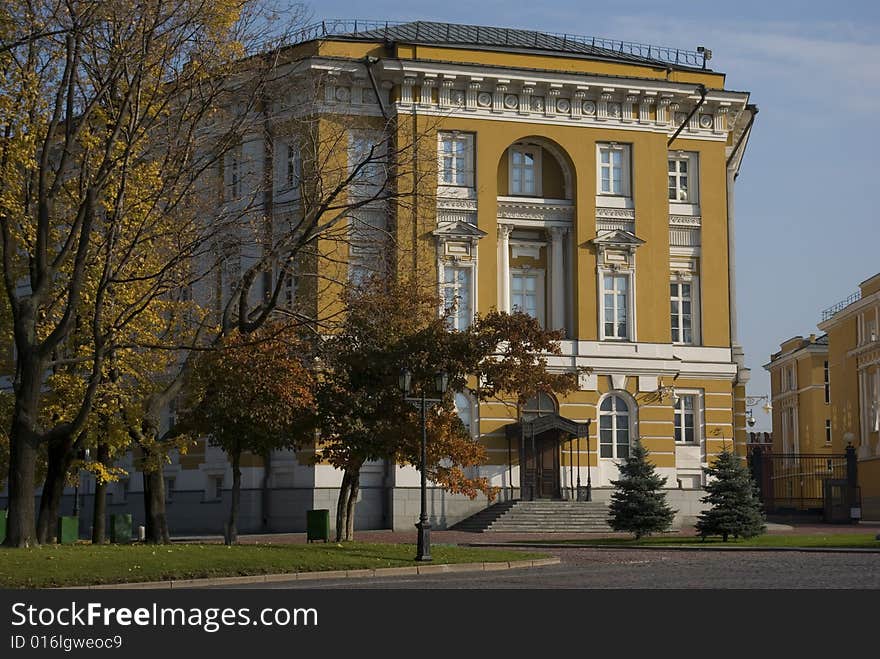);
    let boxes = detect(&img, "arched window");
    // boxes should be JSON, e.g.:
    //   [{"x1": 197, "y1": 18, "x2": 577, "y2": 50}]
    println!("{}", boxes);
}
[
  {"x1": 522, "y1": 392, "x2": 557, "y2": 421},
  {"x1": 599, "y1": 395, "x2": 631, "y2": 459},
  {"x1": 454, "y1": 392, "x2": 473, "y2": 436}
]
